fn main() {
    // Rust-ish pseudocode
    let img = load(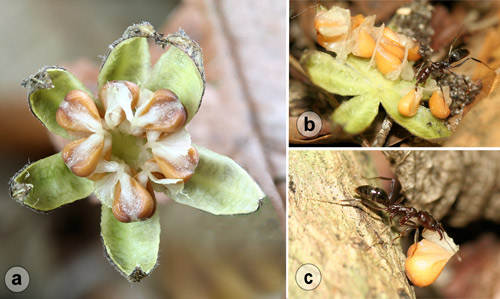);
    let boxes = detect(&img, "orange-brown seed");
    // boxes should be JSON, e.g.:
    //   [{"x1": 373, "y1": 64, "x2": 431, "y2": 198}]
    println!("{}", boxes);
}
[
  {"x1": 429, "y1": 90, "x2": 451, "y2": 119},
  {"x1": 351, "y1": 14, "x2": 365, "y2": 29},
  {"x1": 380, "y1": 38, "x2": 405, "y2": 61},
  {"x1": 112, "y1": 177, "x2": 155, "y2": 223},
  {"x1": 408, "y1": 44, "x2": 422, "y2": 61},
  {"x1": 316, "y1": 32, "x2": 347, "y2": 48},
  {"x1": 314, "y1": 18, "x2": 342, "y2": 33},
  {"x1": 398, "y1": 89, "x2": 422, "y2": 117},
  {"x1": 382, "y1": 27, "x2": 403, "y2": 48},
  {"x1": 62, "y1": 136, "x2": 104, "y2": 177},
  {"x1": 375, "y1": 48, "x2": 402, "y2": 75},
  {"x1": 405, "y1": 239, "x2": 454, "y2": 287},
  {"x1": 154, "y1": 146, "x2": 199, "y2": 182},
  {"x1": 56, "y1": 90, "x2": 100, "y2": 135},
  {"x1": 352, "y1": 29, "x2": 376, "y2": 58},
  {"x1": 138, "y1": 89, "x2": 187, "y2": 133}
]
